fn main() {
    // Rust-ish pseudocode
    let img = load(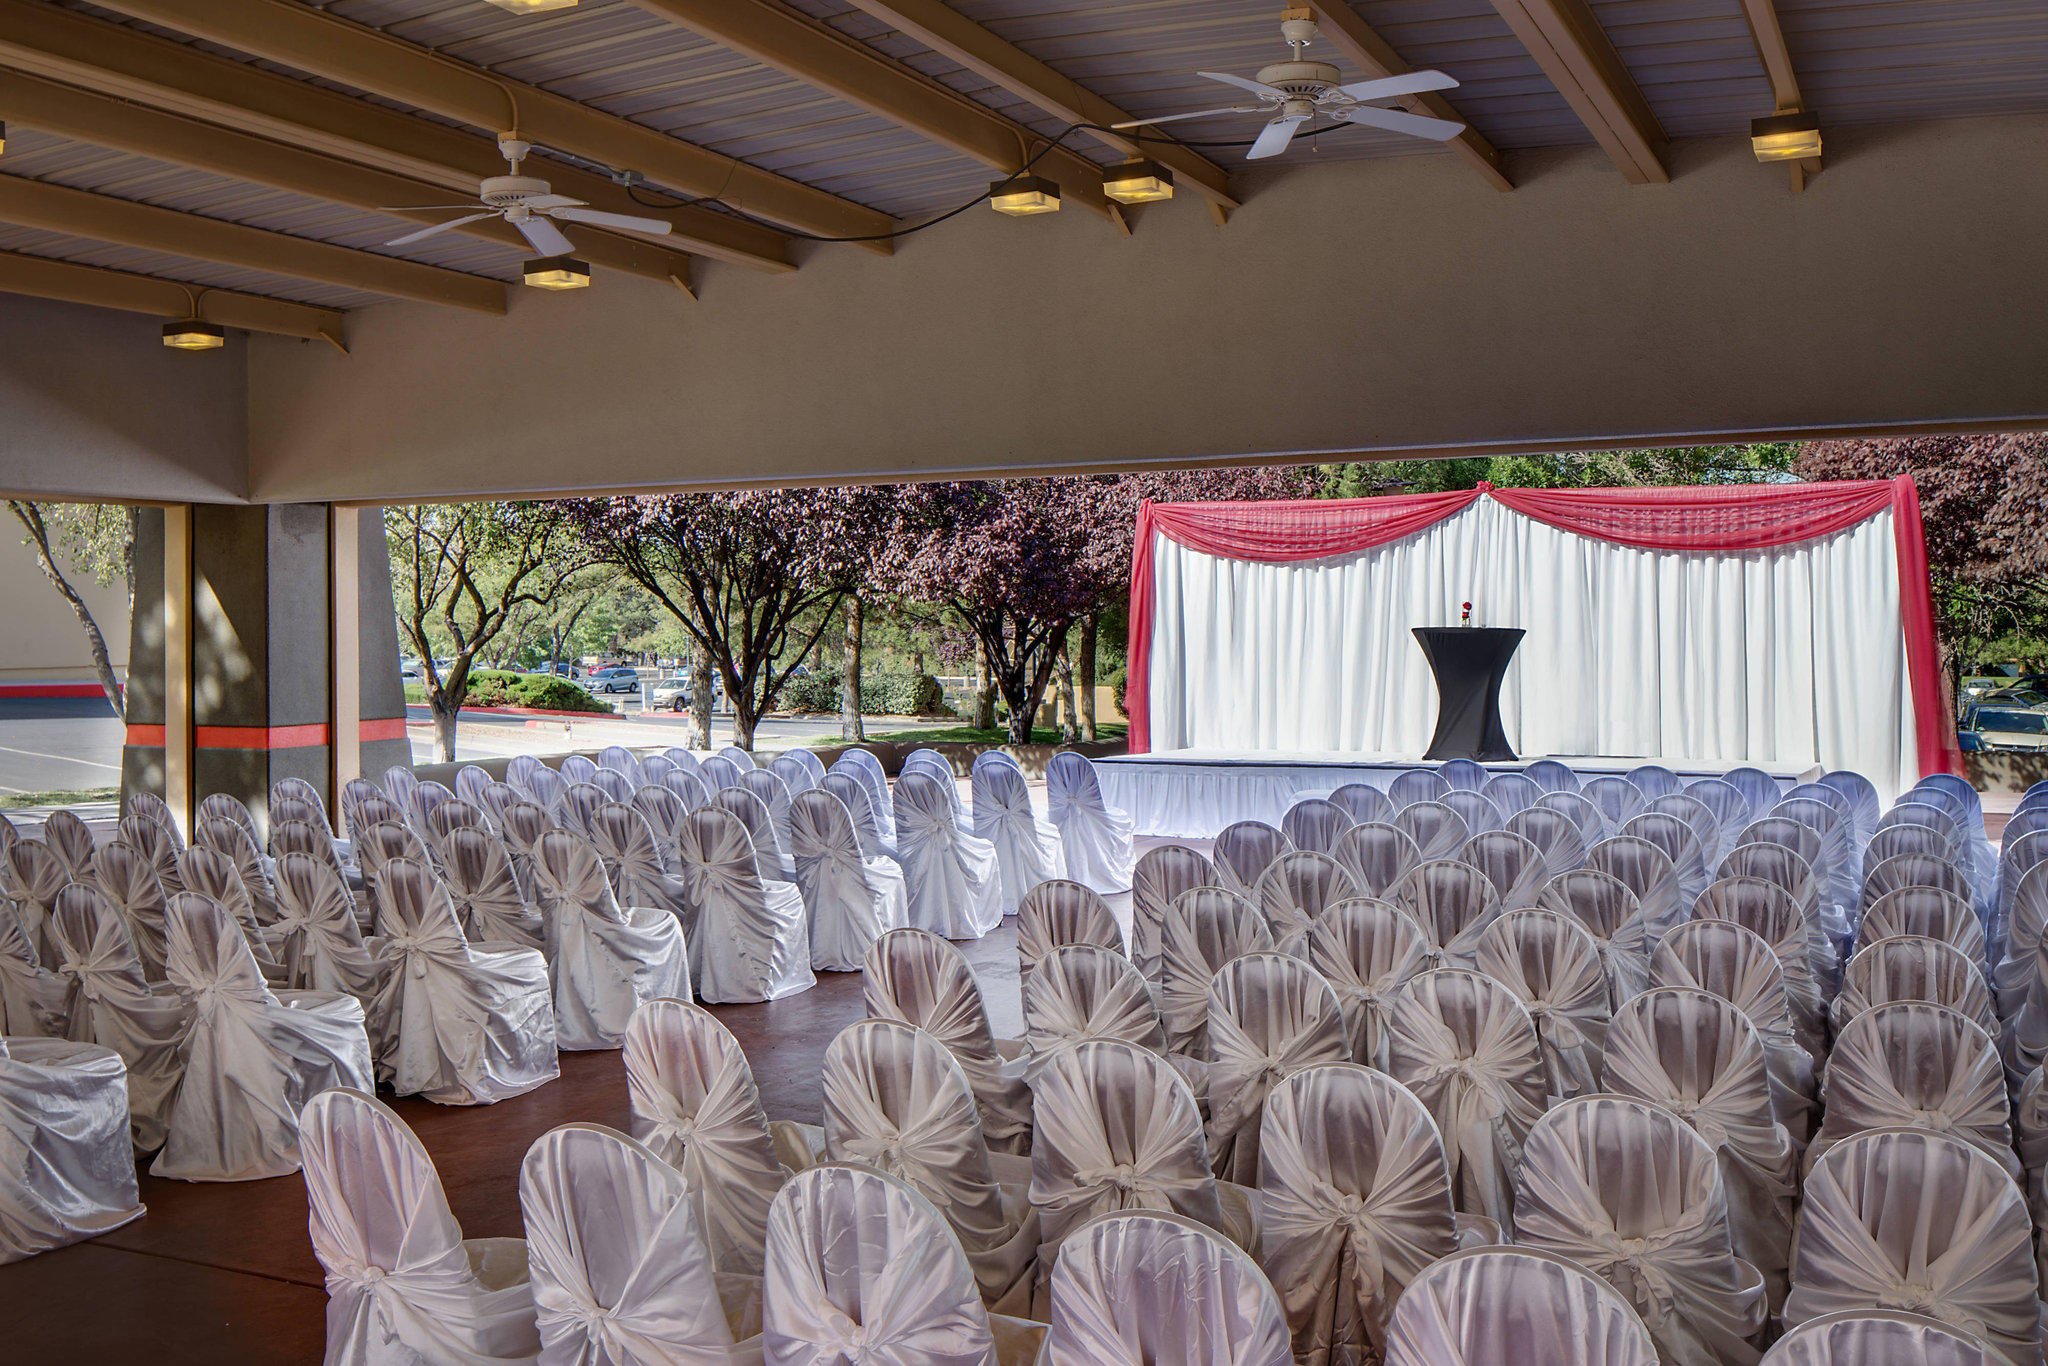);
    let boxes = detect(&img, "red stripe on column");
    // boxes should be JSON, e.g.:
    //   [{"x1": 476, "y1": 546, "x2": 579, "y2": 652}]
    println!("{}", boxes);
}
[
  {"x1": 0, "y1": 683, "x2": 109, "y2": 698},
  {"x1": 359, "y1": 718, "x2": 408, "y2": 742},
  {"x1": 193, "y1": 723, "x2": 330, "y2": 750},
  {"x1": 125, "y1": 724, "x2": 166, "y2": 746}
]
